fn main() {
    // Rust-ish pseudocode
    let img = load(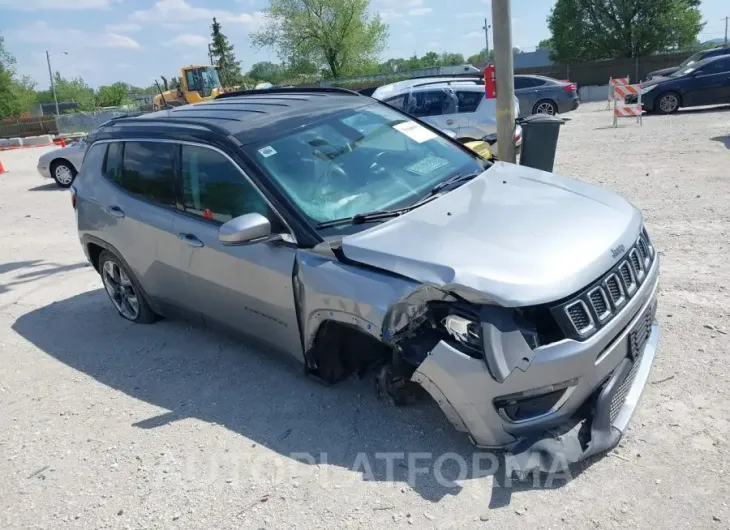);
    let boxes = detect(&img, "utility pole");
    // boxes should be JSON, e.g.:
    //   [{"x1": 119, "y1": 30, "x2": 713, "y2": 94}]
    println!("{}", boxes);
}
[
  {"x1": 491, "y1": 0, "x2": 516, "y2": 163},
  {"x1": 482, "y1": 18, "x2": 491, "y2": 57},
  {"x1": 208, "y1": 43, "x2": 215, "y2": 66},
  {"x1": 46, "y1": 50, "x2": 68, "y2": 117}
]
